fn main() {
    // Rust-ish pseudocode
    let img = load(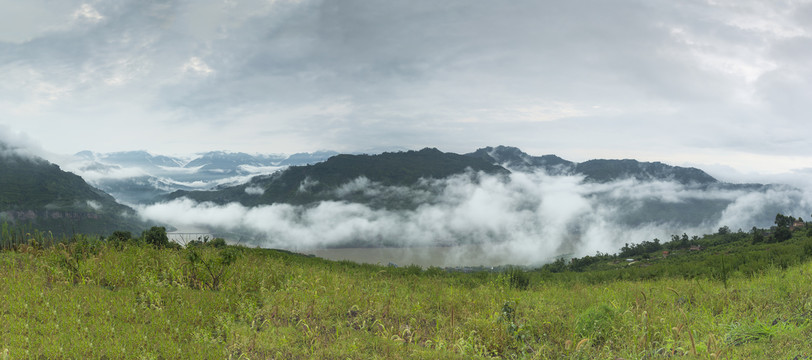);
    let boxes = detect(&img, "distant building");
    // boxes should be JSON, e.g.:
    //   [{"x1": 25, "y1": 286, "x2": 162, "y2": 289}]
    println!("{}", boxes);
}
[
  {"x1": 662, "y1": 251, "x2": 669, "y2": 258},
  {"x1": 791, "y1": 220, "x2": 805, "y2": 231},
  {"x1": 689, "y1": 245, "x2": 702, "y2": 251}
]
